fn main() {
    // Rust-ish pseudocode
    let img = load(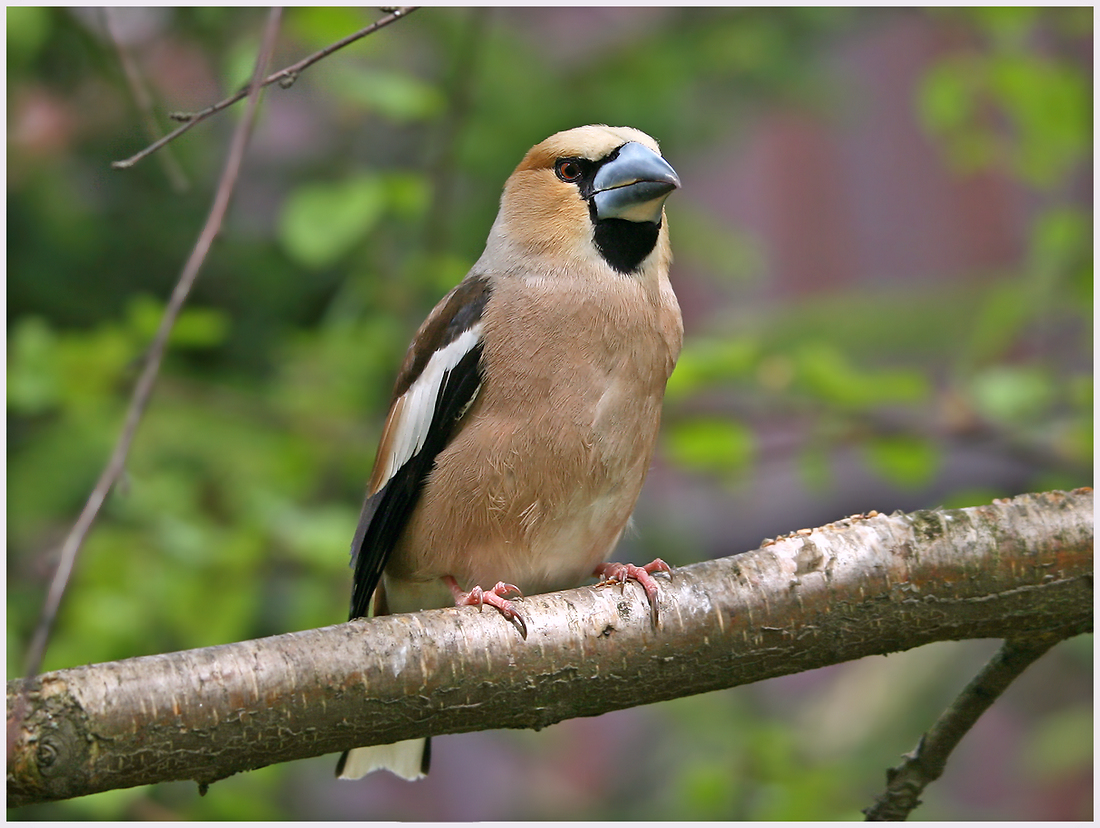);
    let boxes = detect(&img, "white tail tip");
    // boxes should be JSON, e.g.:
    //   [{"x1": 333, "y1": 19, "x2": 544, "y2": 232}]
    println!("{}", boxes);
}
[{"x1": 336, "y1": 738, "x2": 429, "y2": 781}]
